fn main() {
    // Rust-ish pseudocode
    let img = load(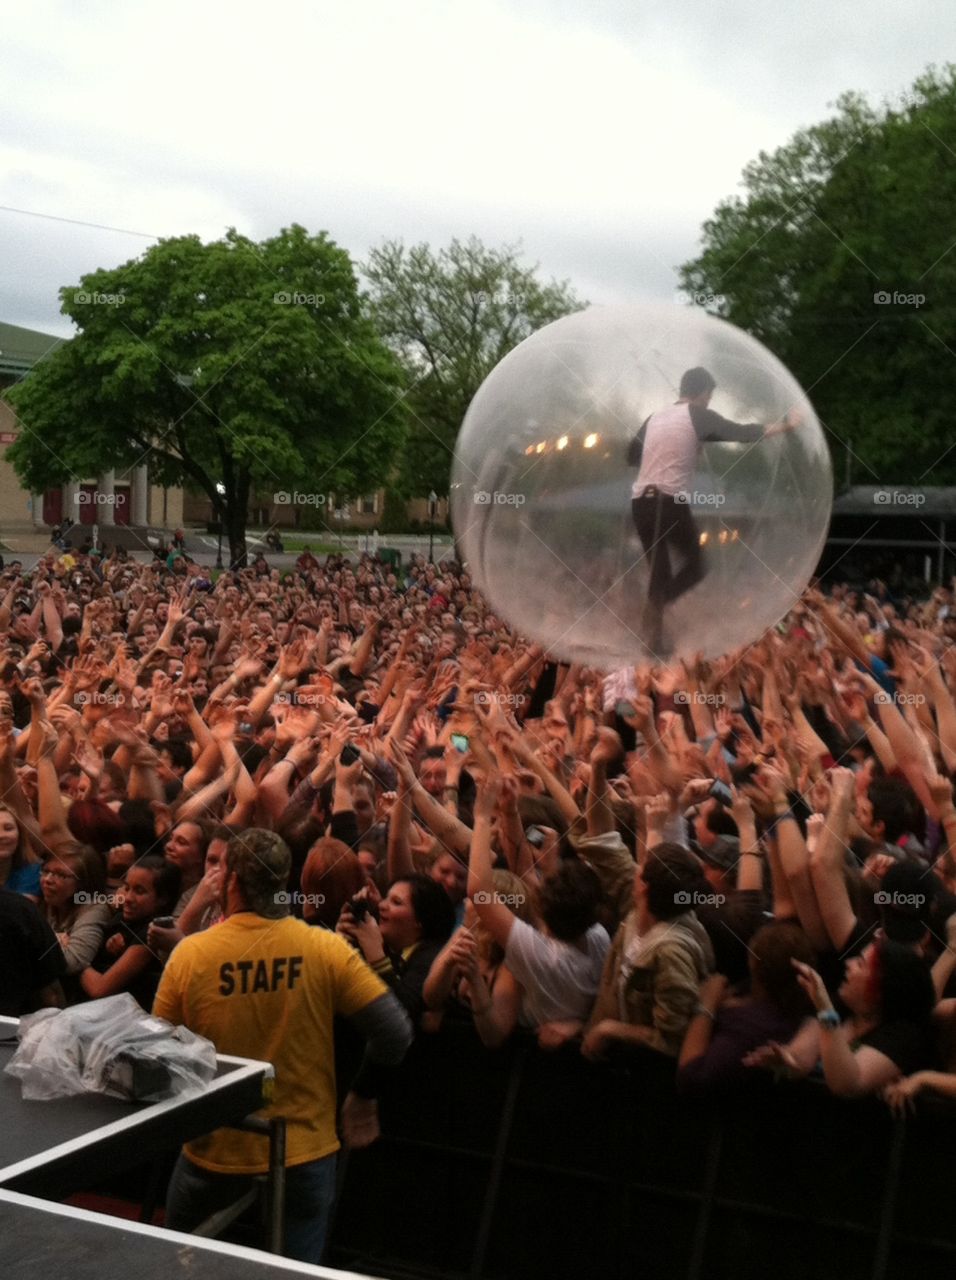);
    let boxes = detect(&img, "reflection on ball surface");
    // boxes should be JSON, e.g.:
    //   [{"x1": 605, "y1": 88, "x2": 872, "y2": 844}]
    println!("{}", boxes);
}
[{"x1": 451, "y1": 304, "x2": 832, "y2": 667}]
